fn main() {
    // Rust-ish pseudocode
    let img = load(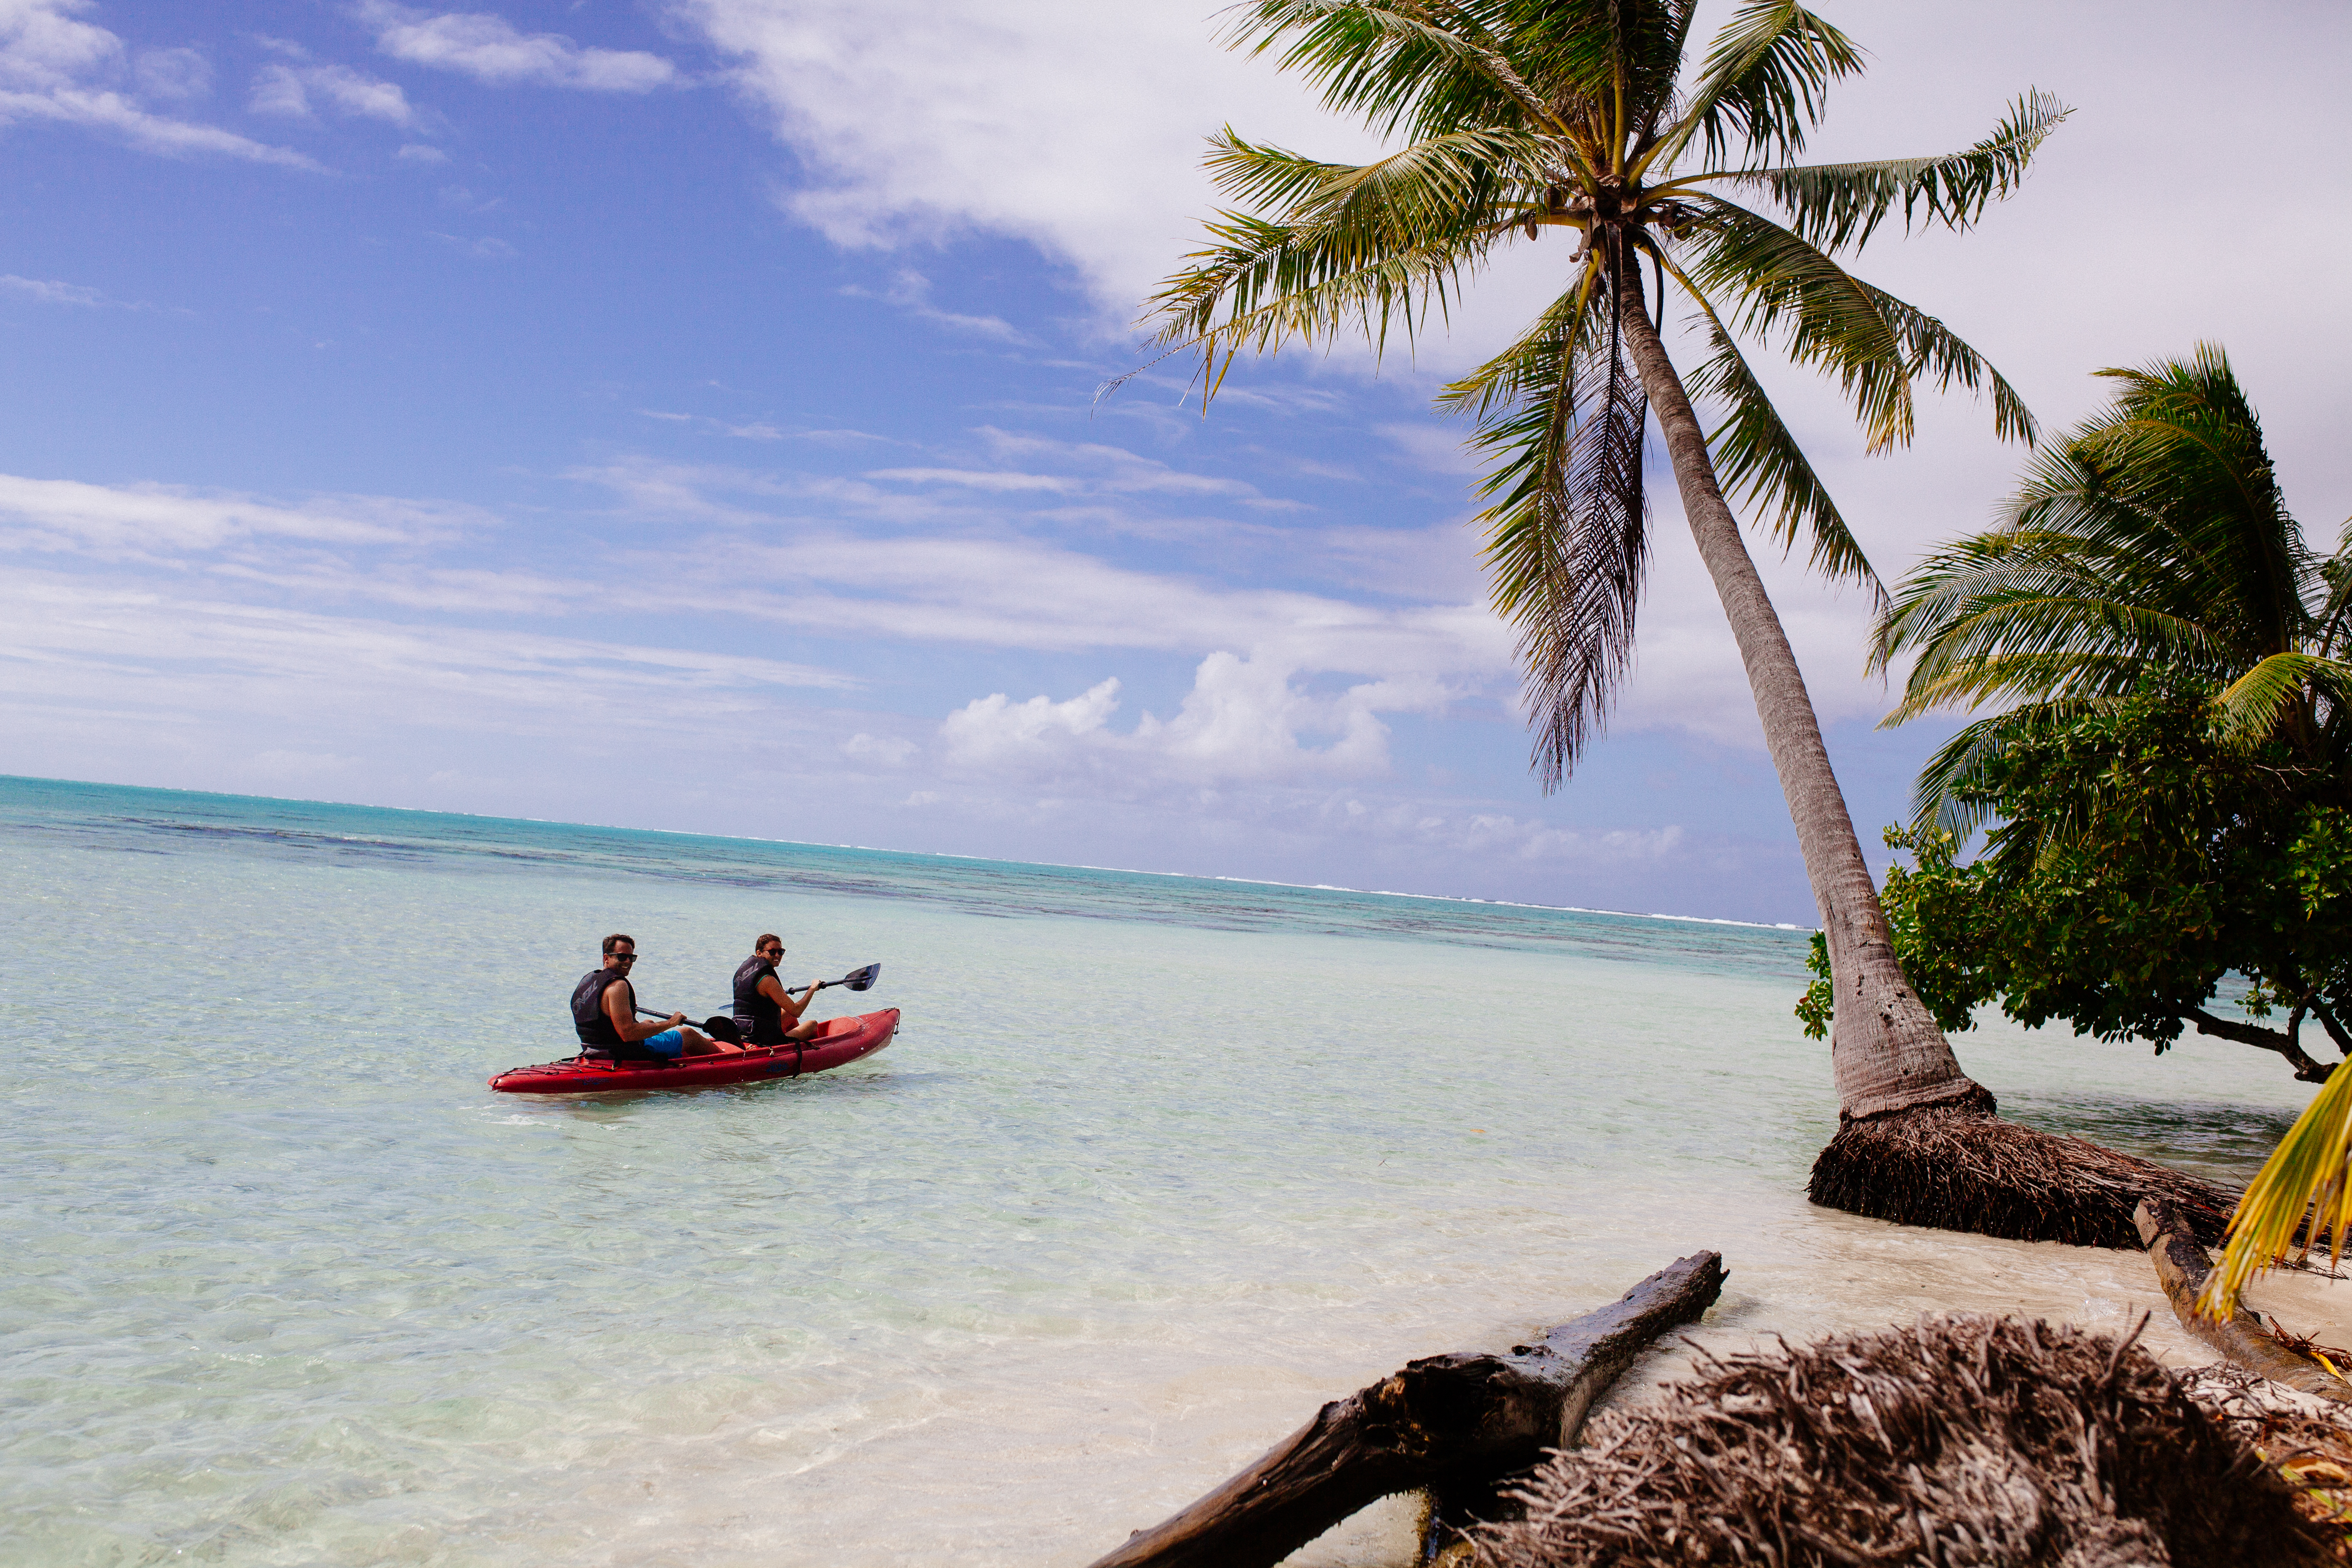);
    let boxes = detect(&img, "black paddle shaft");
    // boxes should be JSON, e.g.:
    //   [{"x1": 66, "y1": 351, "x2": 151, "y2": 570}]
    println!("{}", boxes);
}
[{"x1": 632, "y1": 962, "x2": 878, "y2": 1017}]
